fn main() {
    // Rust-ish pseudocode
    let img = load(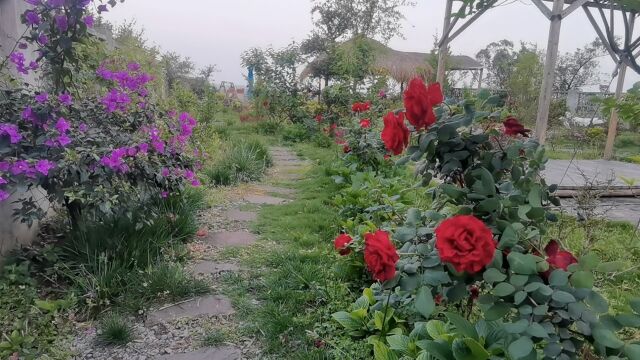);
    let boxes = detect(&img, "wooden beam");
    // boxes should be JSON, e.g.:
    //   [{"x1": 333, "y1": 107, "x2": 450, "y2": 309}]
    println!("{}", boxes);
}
[
  {"x1": 604, "y1": 14, "x2": 635, "y2": 160},
  {"x1": 436, "y1": 0, "x2": 453, "y2": 85},
  {"x1": 583, "y1": 6, "x2": 621, "y2": 63},
  {"x1": 535, "y1": 0, "x2": 565, "y2": 144},
  {"x1": 562, "y1": 0, "x2": 589, "y2": 17},
  {"x1": 531, "y1": 0, "x2": 552, "y2": 19},
  {"x1": 447, "y1": 0, "x2": 499, "y2": 43}
]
